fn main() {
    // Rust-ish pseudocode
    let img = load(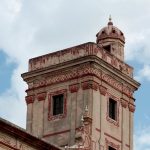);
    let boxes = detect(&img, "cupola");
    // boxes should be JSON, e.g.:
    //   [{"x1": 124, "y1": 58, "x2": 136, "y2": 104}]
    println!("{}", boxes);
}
[{"x1": 96, "y1": 16, "x2": 125, "y2": 61}]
